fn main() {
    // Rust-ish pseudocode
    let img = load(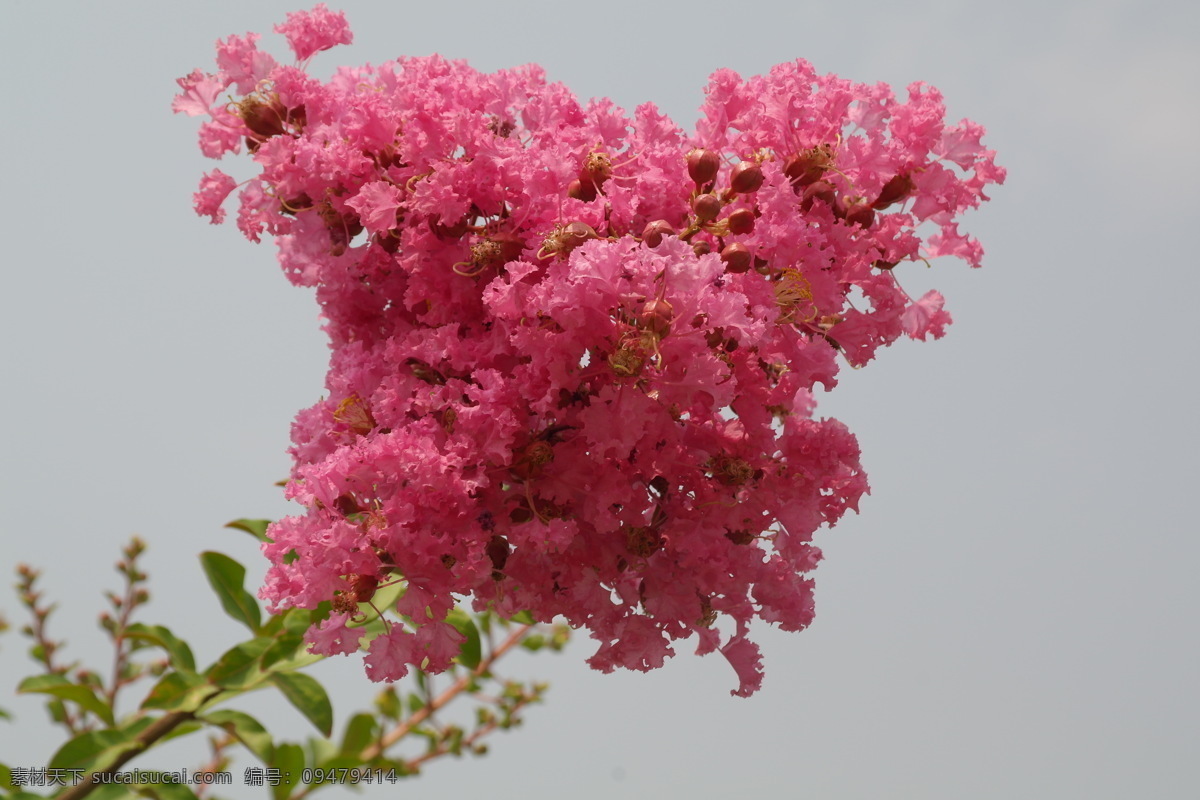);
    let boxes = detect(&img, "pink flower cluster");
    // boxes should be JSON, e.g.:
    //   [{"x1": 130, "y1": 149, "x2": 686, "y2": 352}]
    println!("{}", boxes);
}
[{"x1": 177, "y1": 5, "x2": 1003, "y2": 696}]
